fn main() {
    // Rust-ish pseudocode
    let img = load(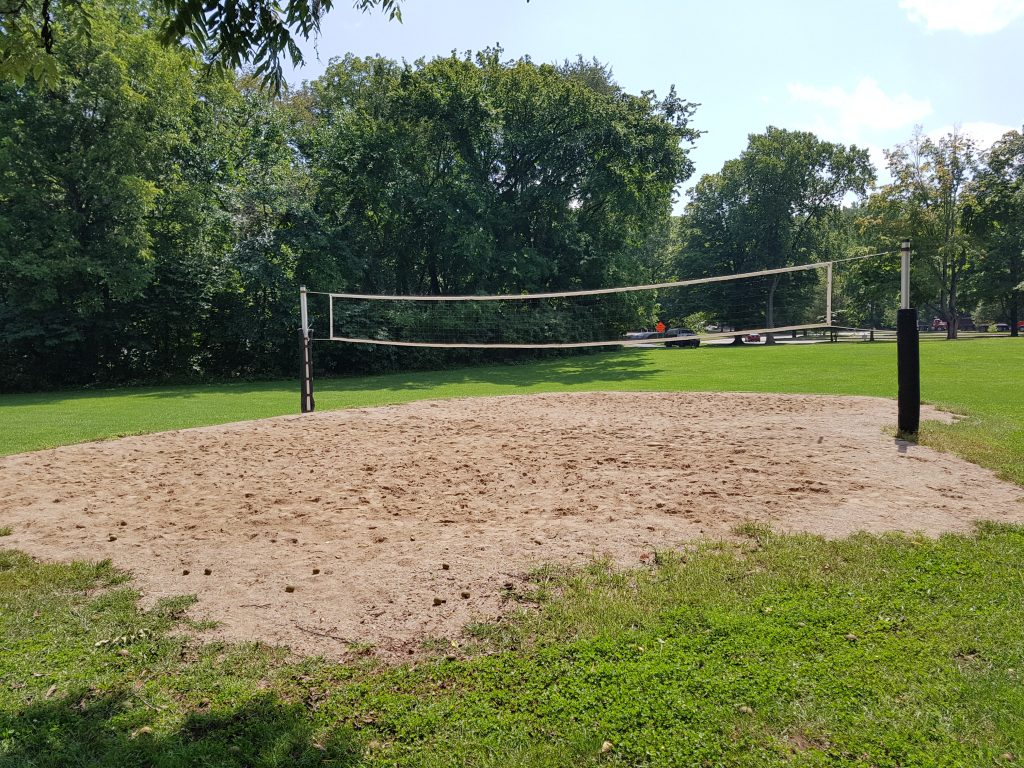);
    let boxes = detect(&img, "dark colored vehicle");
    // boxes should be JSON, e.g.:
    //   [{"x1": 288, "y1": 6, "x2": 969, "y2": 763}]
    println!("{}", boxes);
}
[
  {"x1": 664, "y1": 328, "x2": 700, "y2": 348},
  {"x1": 932, "y1": 315, "x2": 977, "y2": 331}
]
